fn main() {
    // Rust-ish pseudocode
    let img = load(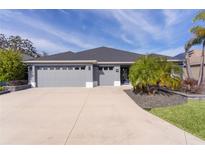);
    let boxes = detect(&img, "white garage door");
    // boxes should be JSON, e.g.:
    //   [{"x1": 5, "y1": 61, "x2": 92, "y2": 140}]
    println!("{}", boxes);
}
[
  {"x1": 37, "y1": 66, "x2": 87, "y2": 87},
  {"x1": 98, "y1": 66, "x2": 115, "y2": 85}
]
